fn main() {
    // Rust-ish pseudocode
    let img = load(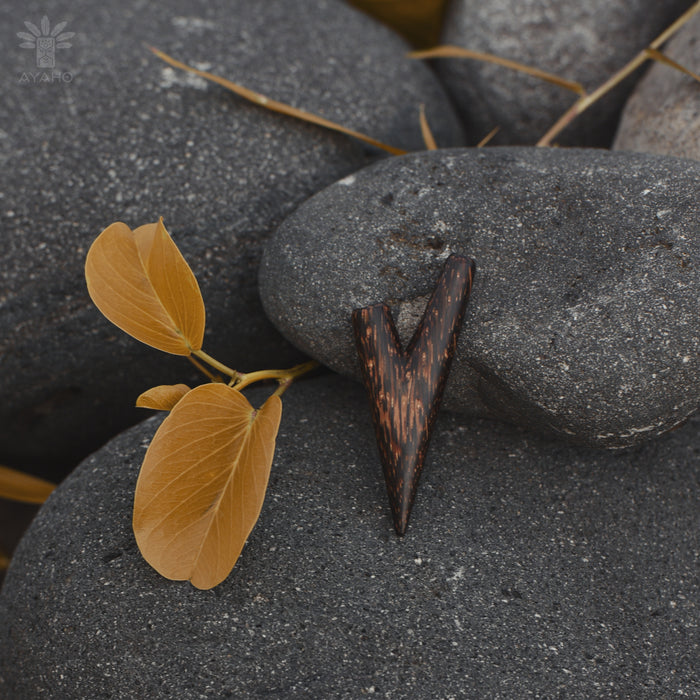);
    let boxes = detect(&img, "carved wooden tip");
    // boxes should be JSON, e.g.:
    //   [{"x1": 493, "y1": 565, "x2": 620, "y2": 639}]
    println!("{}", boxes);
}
[{"x1": 353, "y1": 254, "x2": 476, "y2": 536}]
